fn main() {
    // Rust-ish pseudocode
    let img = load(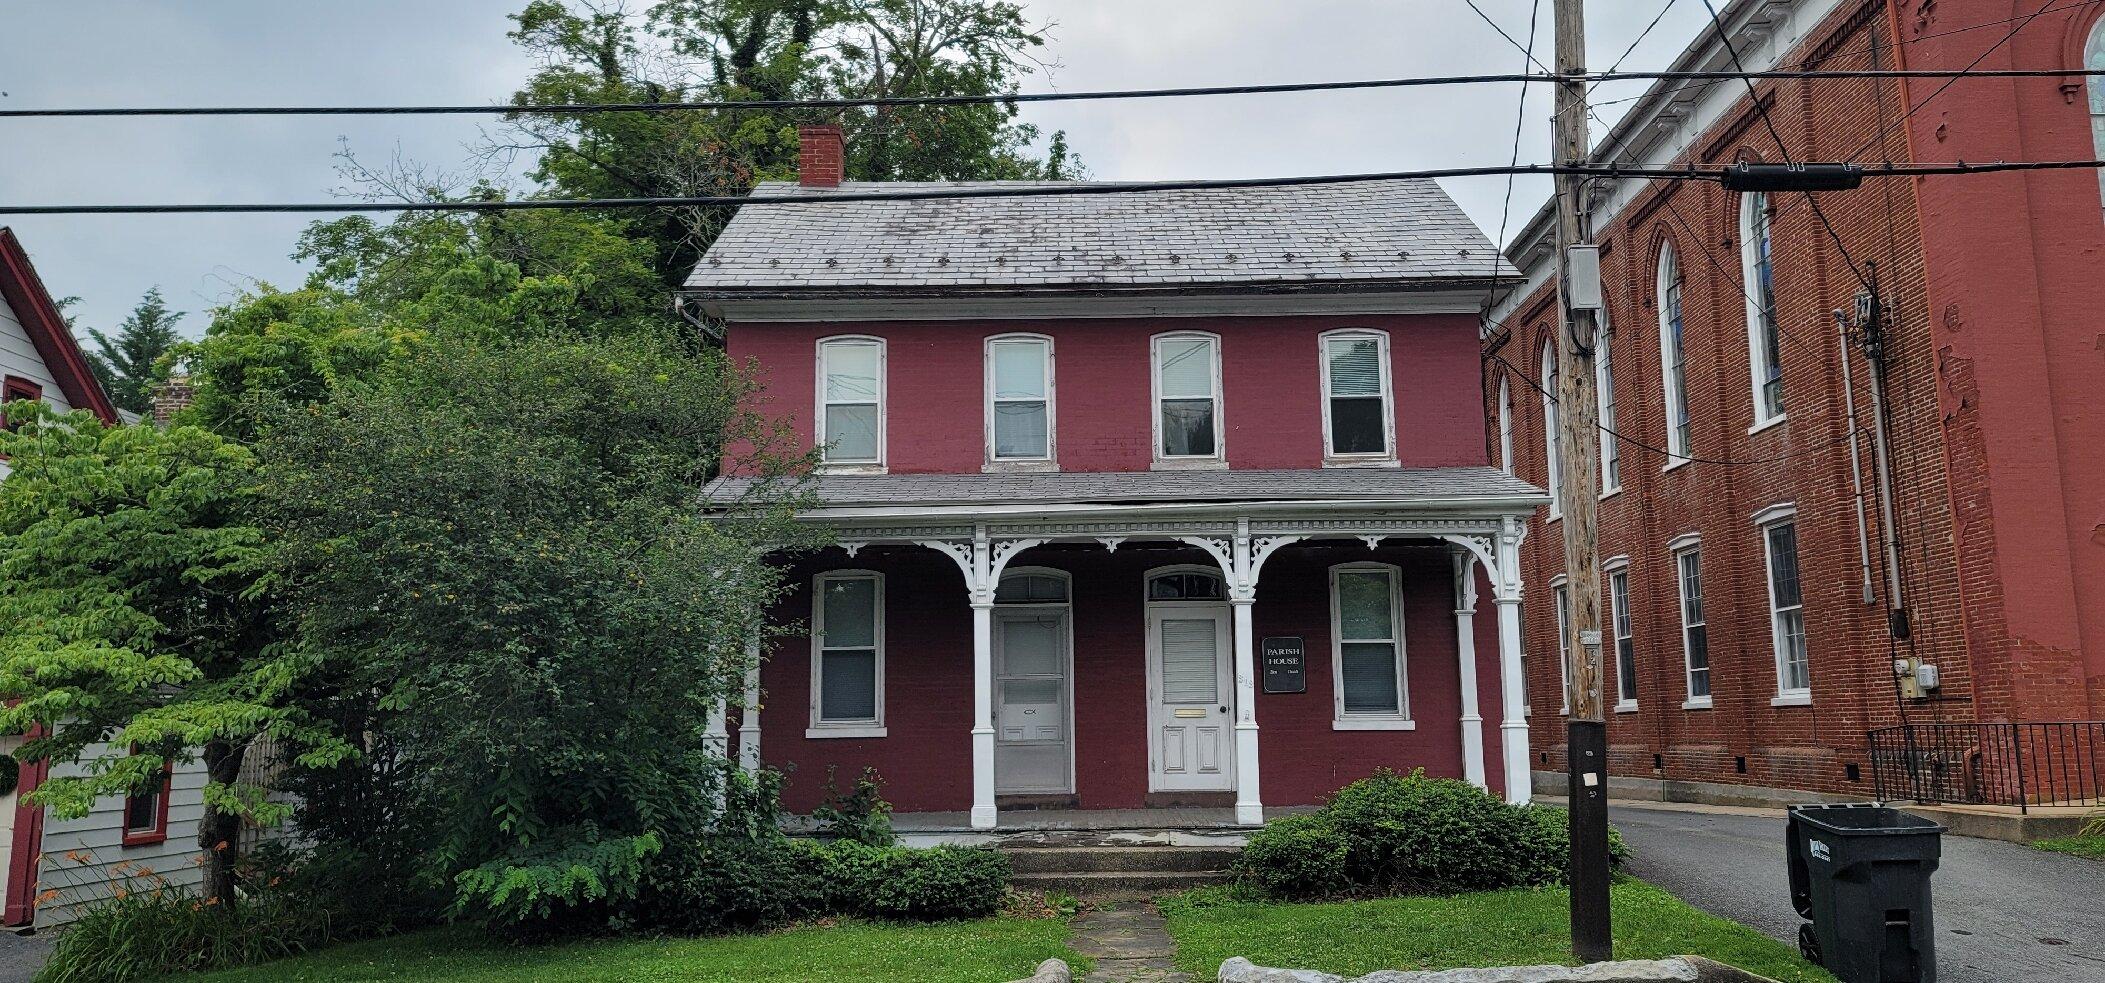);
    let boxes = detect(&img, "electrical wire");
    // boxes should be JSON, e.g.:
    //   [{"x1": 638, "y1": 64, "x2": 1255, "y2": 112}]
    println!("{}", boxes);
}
[{"x1": 1487, "y1": 0, "x2": 1547, "y2": 331}]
